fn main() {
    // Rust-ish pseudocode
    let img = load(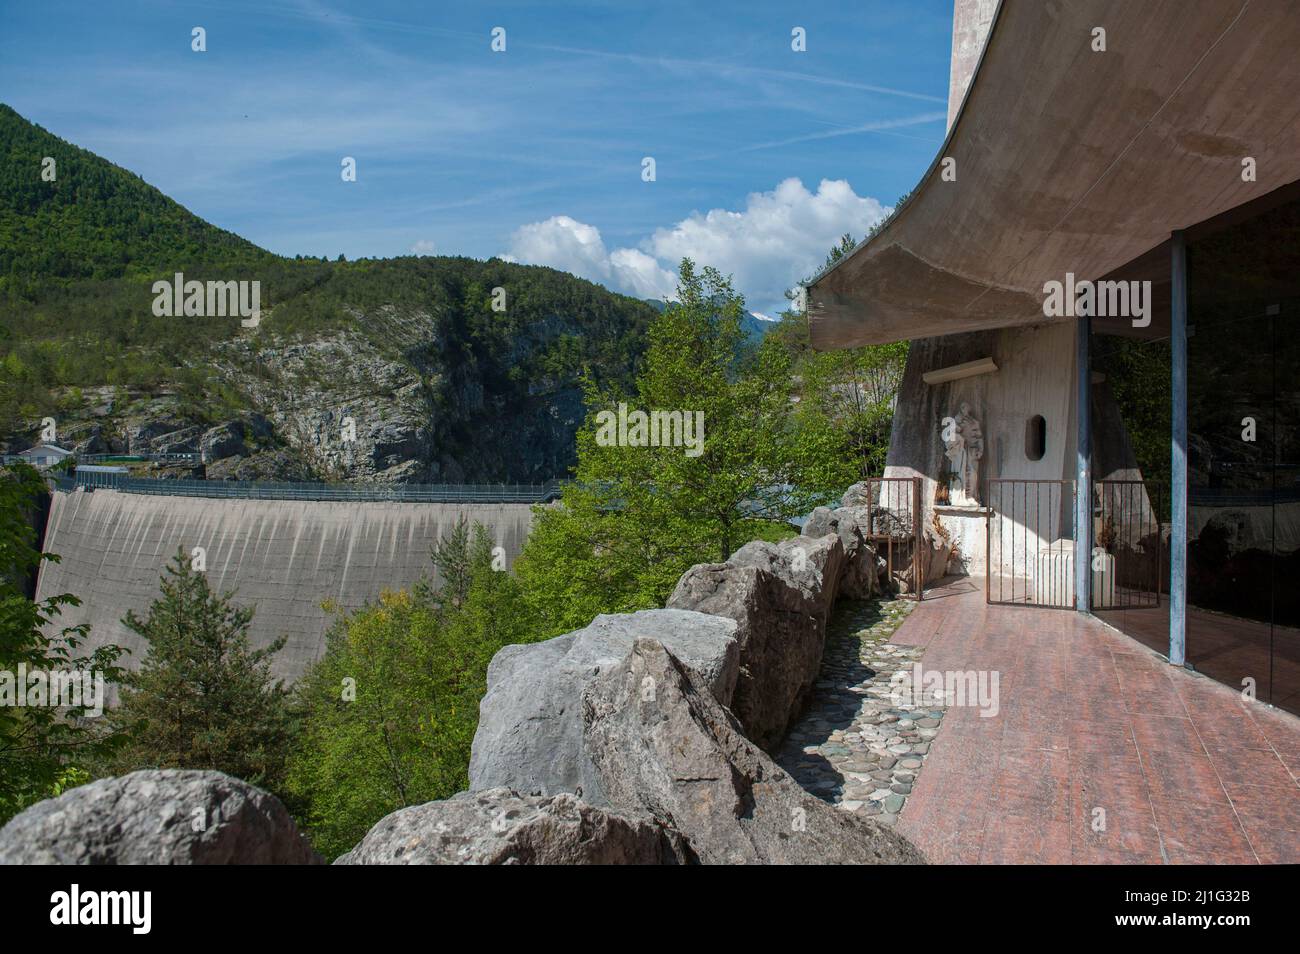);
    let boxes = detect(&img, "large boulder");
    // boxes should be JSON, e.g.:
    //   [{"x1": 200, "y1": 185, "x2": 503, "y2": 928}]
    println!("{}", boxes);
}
[
  {"x1": 0, "y1": 770, "x2": 320, "y2": 865},
  {"x1": 336, "y1": 788, "x2": 687, "y2": 865},
  {"x1": 805, "y1": 505, "x2": 891, "y2": 599},
  {"x1": 582, "y1": 638, "x2": 926, "y2": 865},
  {"x1": 841, "y1": 481, "x2": 873, "y2": 507},
  {"x1": 668, "y1": 562, "x2": 823, "y2": 751},
  {"x1": 469, "y1": 609, "x2": 738, "y2": 803},
  {"x1": 729, "y1": 533, "x2": 846, "y2": 623}
]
